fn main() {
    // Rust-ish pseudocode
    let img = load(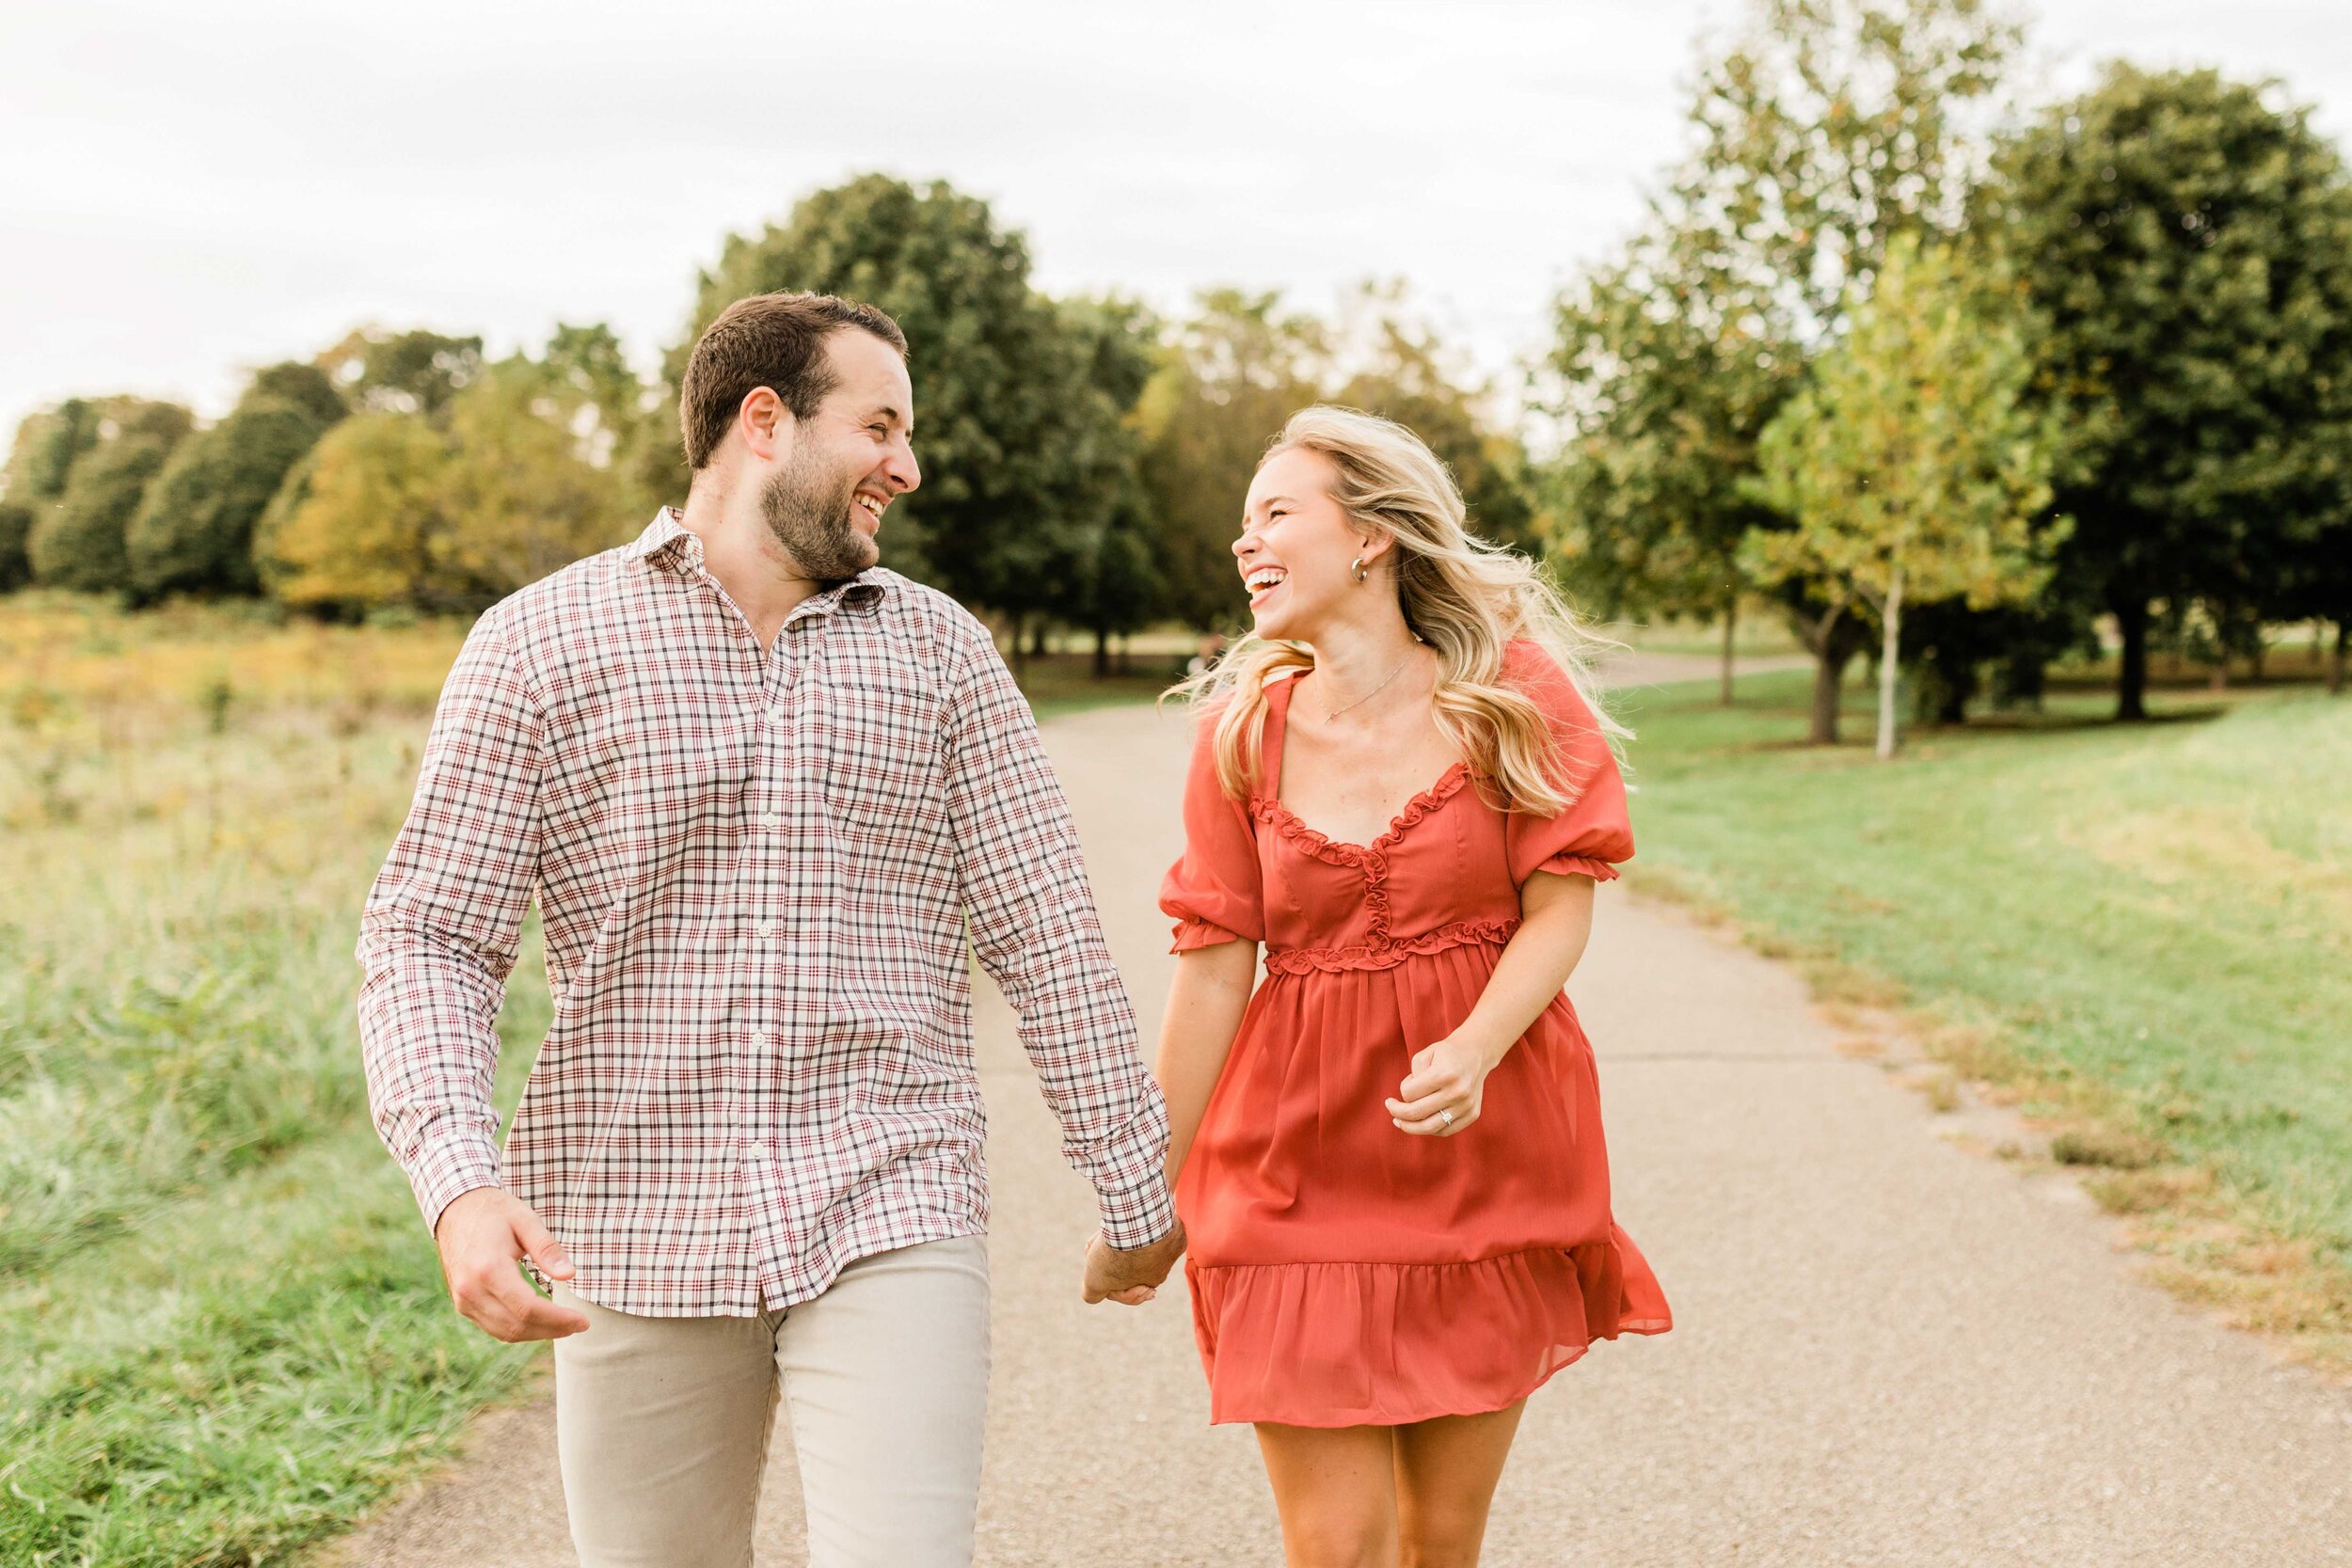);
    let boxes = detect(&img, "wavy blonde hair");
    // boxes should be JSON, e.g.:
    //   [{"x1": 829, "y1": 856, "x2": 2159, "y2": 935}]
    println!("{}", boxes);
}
[{"x1": 1166, "y1": 404, "x2": 1627, "y2": 815}]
